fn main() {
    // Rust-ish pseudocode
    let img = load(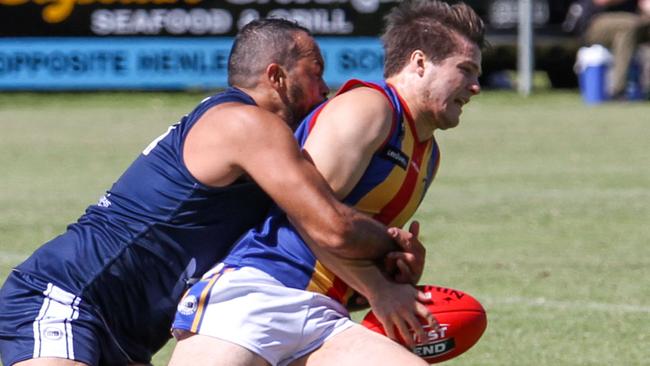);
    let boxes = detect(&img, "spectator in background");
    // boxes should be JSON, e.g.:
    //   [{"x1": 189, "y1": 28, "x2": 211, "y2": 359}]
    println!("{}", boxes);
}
[
  {"x1": 640, "y1": 0, "x2": 650, "y2": 92},
  {"x1": 570, "y1": 0, "x2": 650, "y2": 98}
]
